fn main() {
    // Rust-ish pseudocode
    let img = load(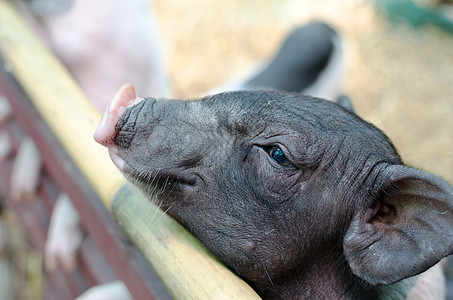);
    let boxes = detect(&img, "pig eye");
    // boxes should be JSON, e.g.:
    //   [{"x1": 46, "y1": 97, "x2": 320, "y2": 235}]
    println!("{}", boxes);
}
[{"x1": 266, "y1": 146, "x2": 294, "y2": 168}]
